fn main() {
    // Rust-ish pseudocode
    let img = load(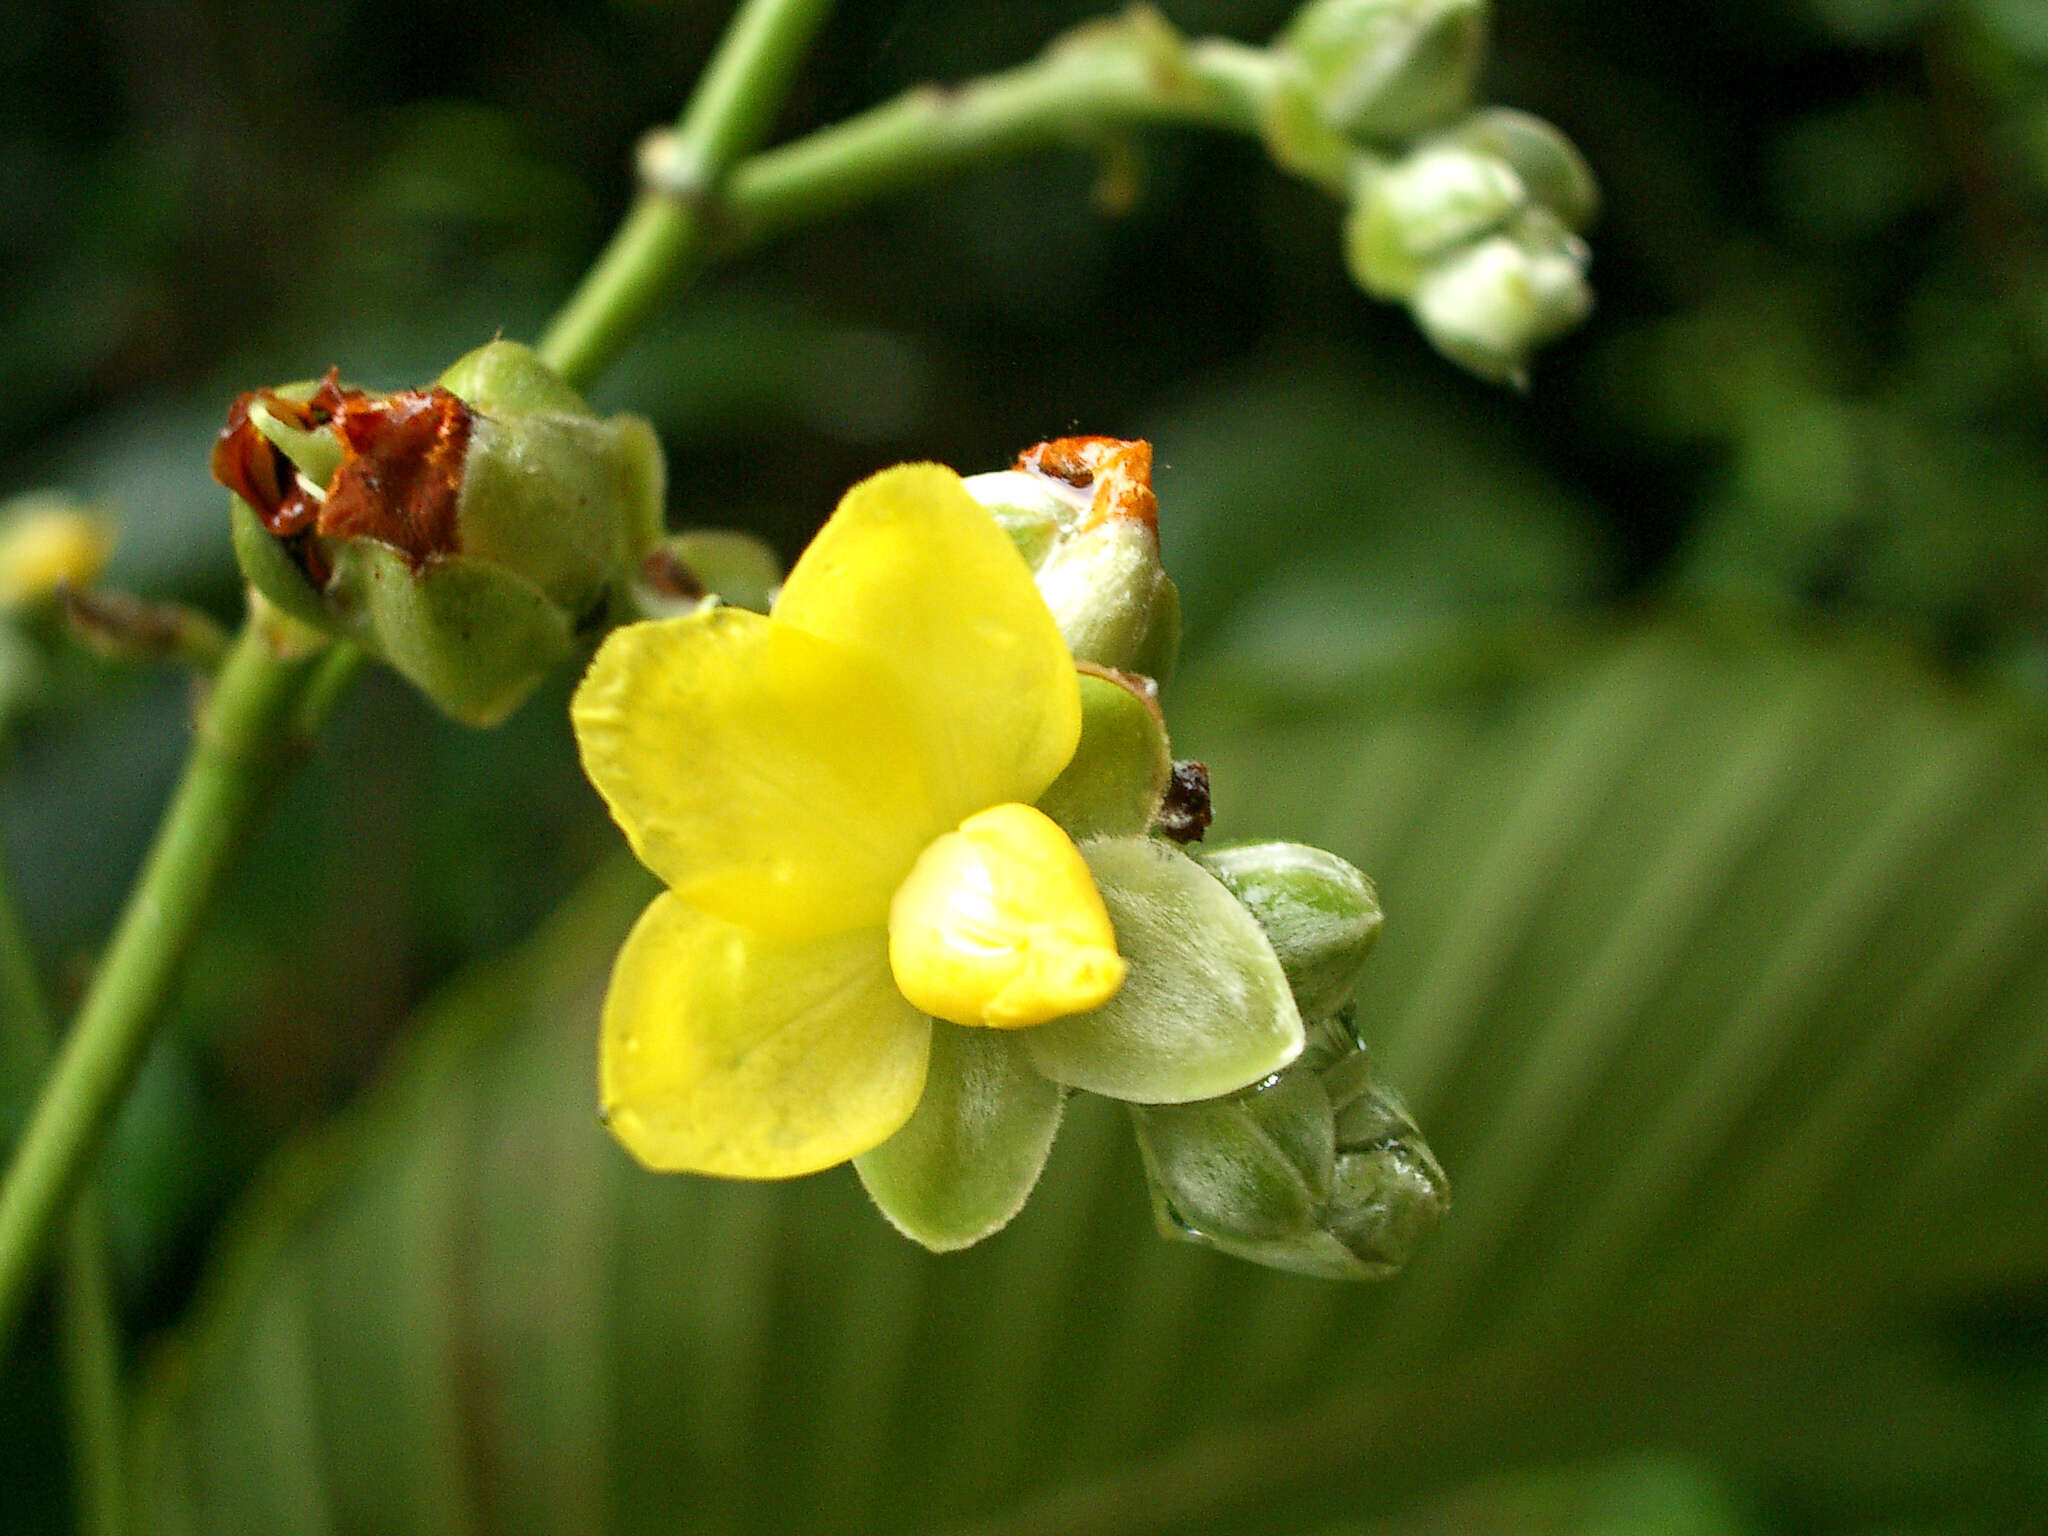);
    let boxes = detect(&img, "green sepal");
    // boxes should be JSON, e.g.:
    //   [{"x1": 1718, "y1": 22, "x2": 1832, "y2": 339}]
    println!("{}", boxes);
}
[
  {"x1": 1036, "y1": 667, "x2": 1171, "y2": 839},
  {"x1": 854, "y1": 1023, "x2": 1065, "y2": 1252},
  {"x1": 1279, "y1": 0, "x2": 1489, "y2": 143},
  {"x1": 229, "y1": 499, "x2": 333, "y2": 635},
  {"x1": 441, "y1": 342, "x2": 666, "y2": 616},
  {"x1": 668, "y1": 530, "x2": 782, "y2": 614},
  {"x1": 1438, "y1": 107, "x2": 1599, "y2": 231},
  {"x1": 329, "y1": 542, "x2": 575, "y2": 727},
  {"x1": 1024, "y1": 836, "x2": 1304, "y2": 1102},
  {"x1": 1193, "y1": 841, "x2": 1384, "y2": 1019},
  {"x1": 1325, "y1": 1079, "x2": 1449, "y2": 1275},
  {"x1": 1134, "y1": 1015, "x2": 1448, "y2": 1280},
  {"x1": 437, "y1": 336, "x2": 593, "y2": 416},
  {"x1": 454, "y1": 409, "x2": 664, "y2": 616},
  {"x1": 1130, "y1": 1067, "x2": 1335, "y2": 1242}
]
